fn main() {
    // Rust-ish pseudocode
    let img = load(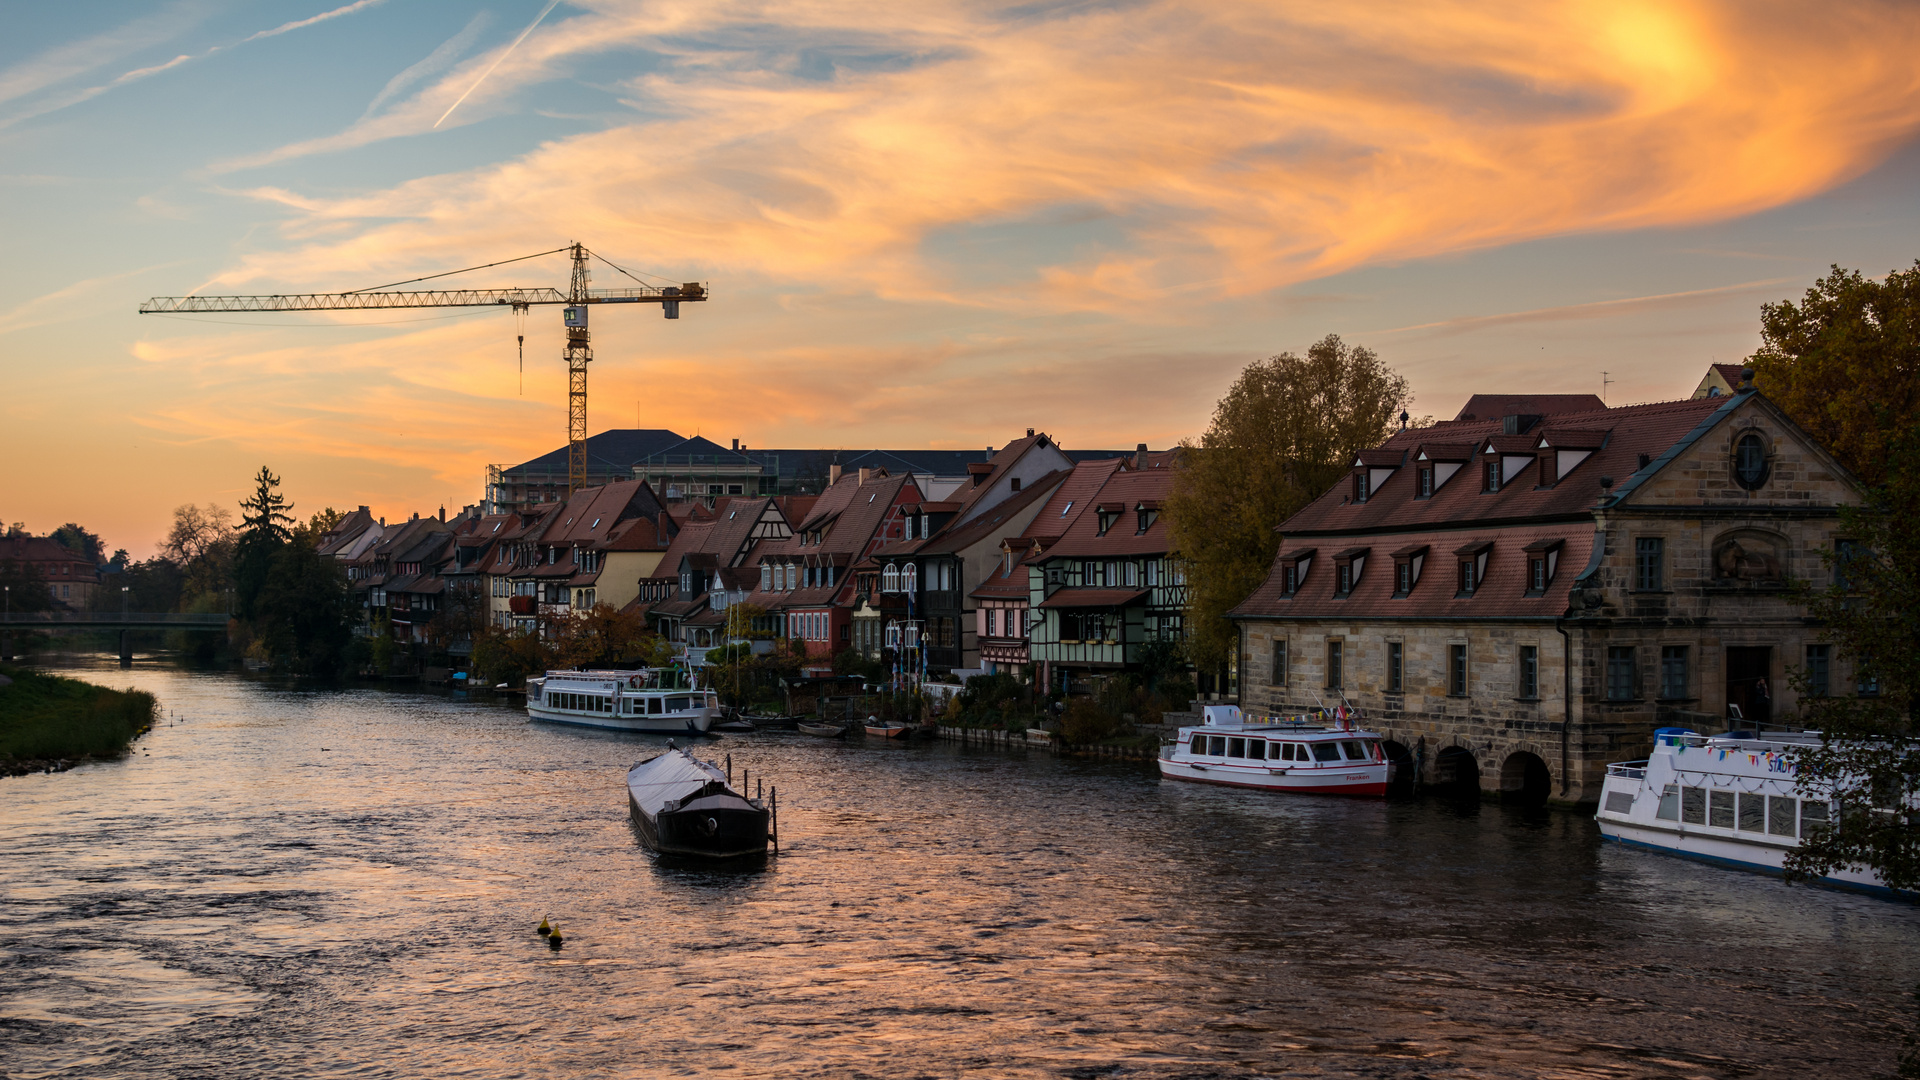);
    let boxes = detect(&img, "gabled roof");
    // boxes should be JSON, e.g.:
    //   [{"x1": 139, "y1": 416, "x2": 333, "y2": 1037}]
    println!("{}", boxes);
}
[
  {"x1": 537, "y1": 480, "x2": 667, "y2": 548},
  {"x1": 916, "y1": 471, "x2": 1068, "y2": 556},
  {"x1": 1025, "y1": 458, "x2": 1123, "y2": 542},
  {"x1": 1041, "y1": 466, "x2": 1175, "y2": 559},
  {"x1": 502, "y1": 429, "x2": 688, "y2": 476},
  {"x1": 1280, "y1": 395, "x2": 1728, "y2": 535}
]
